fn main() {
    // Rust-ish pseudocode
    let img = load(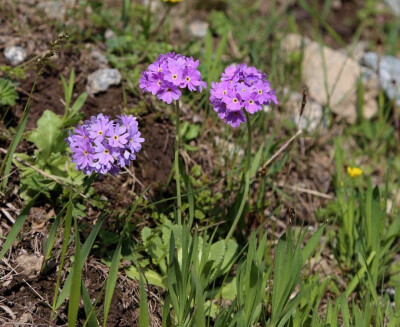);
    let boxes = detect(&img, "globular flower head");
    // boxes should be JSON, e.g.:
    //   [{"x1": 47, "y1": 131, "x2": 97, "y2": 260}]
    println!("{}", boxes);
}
[
  {"x1": 140, "y1": 53, "x2": 206, "y2": 103},
  {"x1": 66, "y1": 114, "x2": 145, "y2": 176},
  {"x1": 210, "y1": 63, "x2": 278, "y2": 127}
]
